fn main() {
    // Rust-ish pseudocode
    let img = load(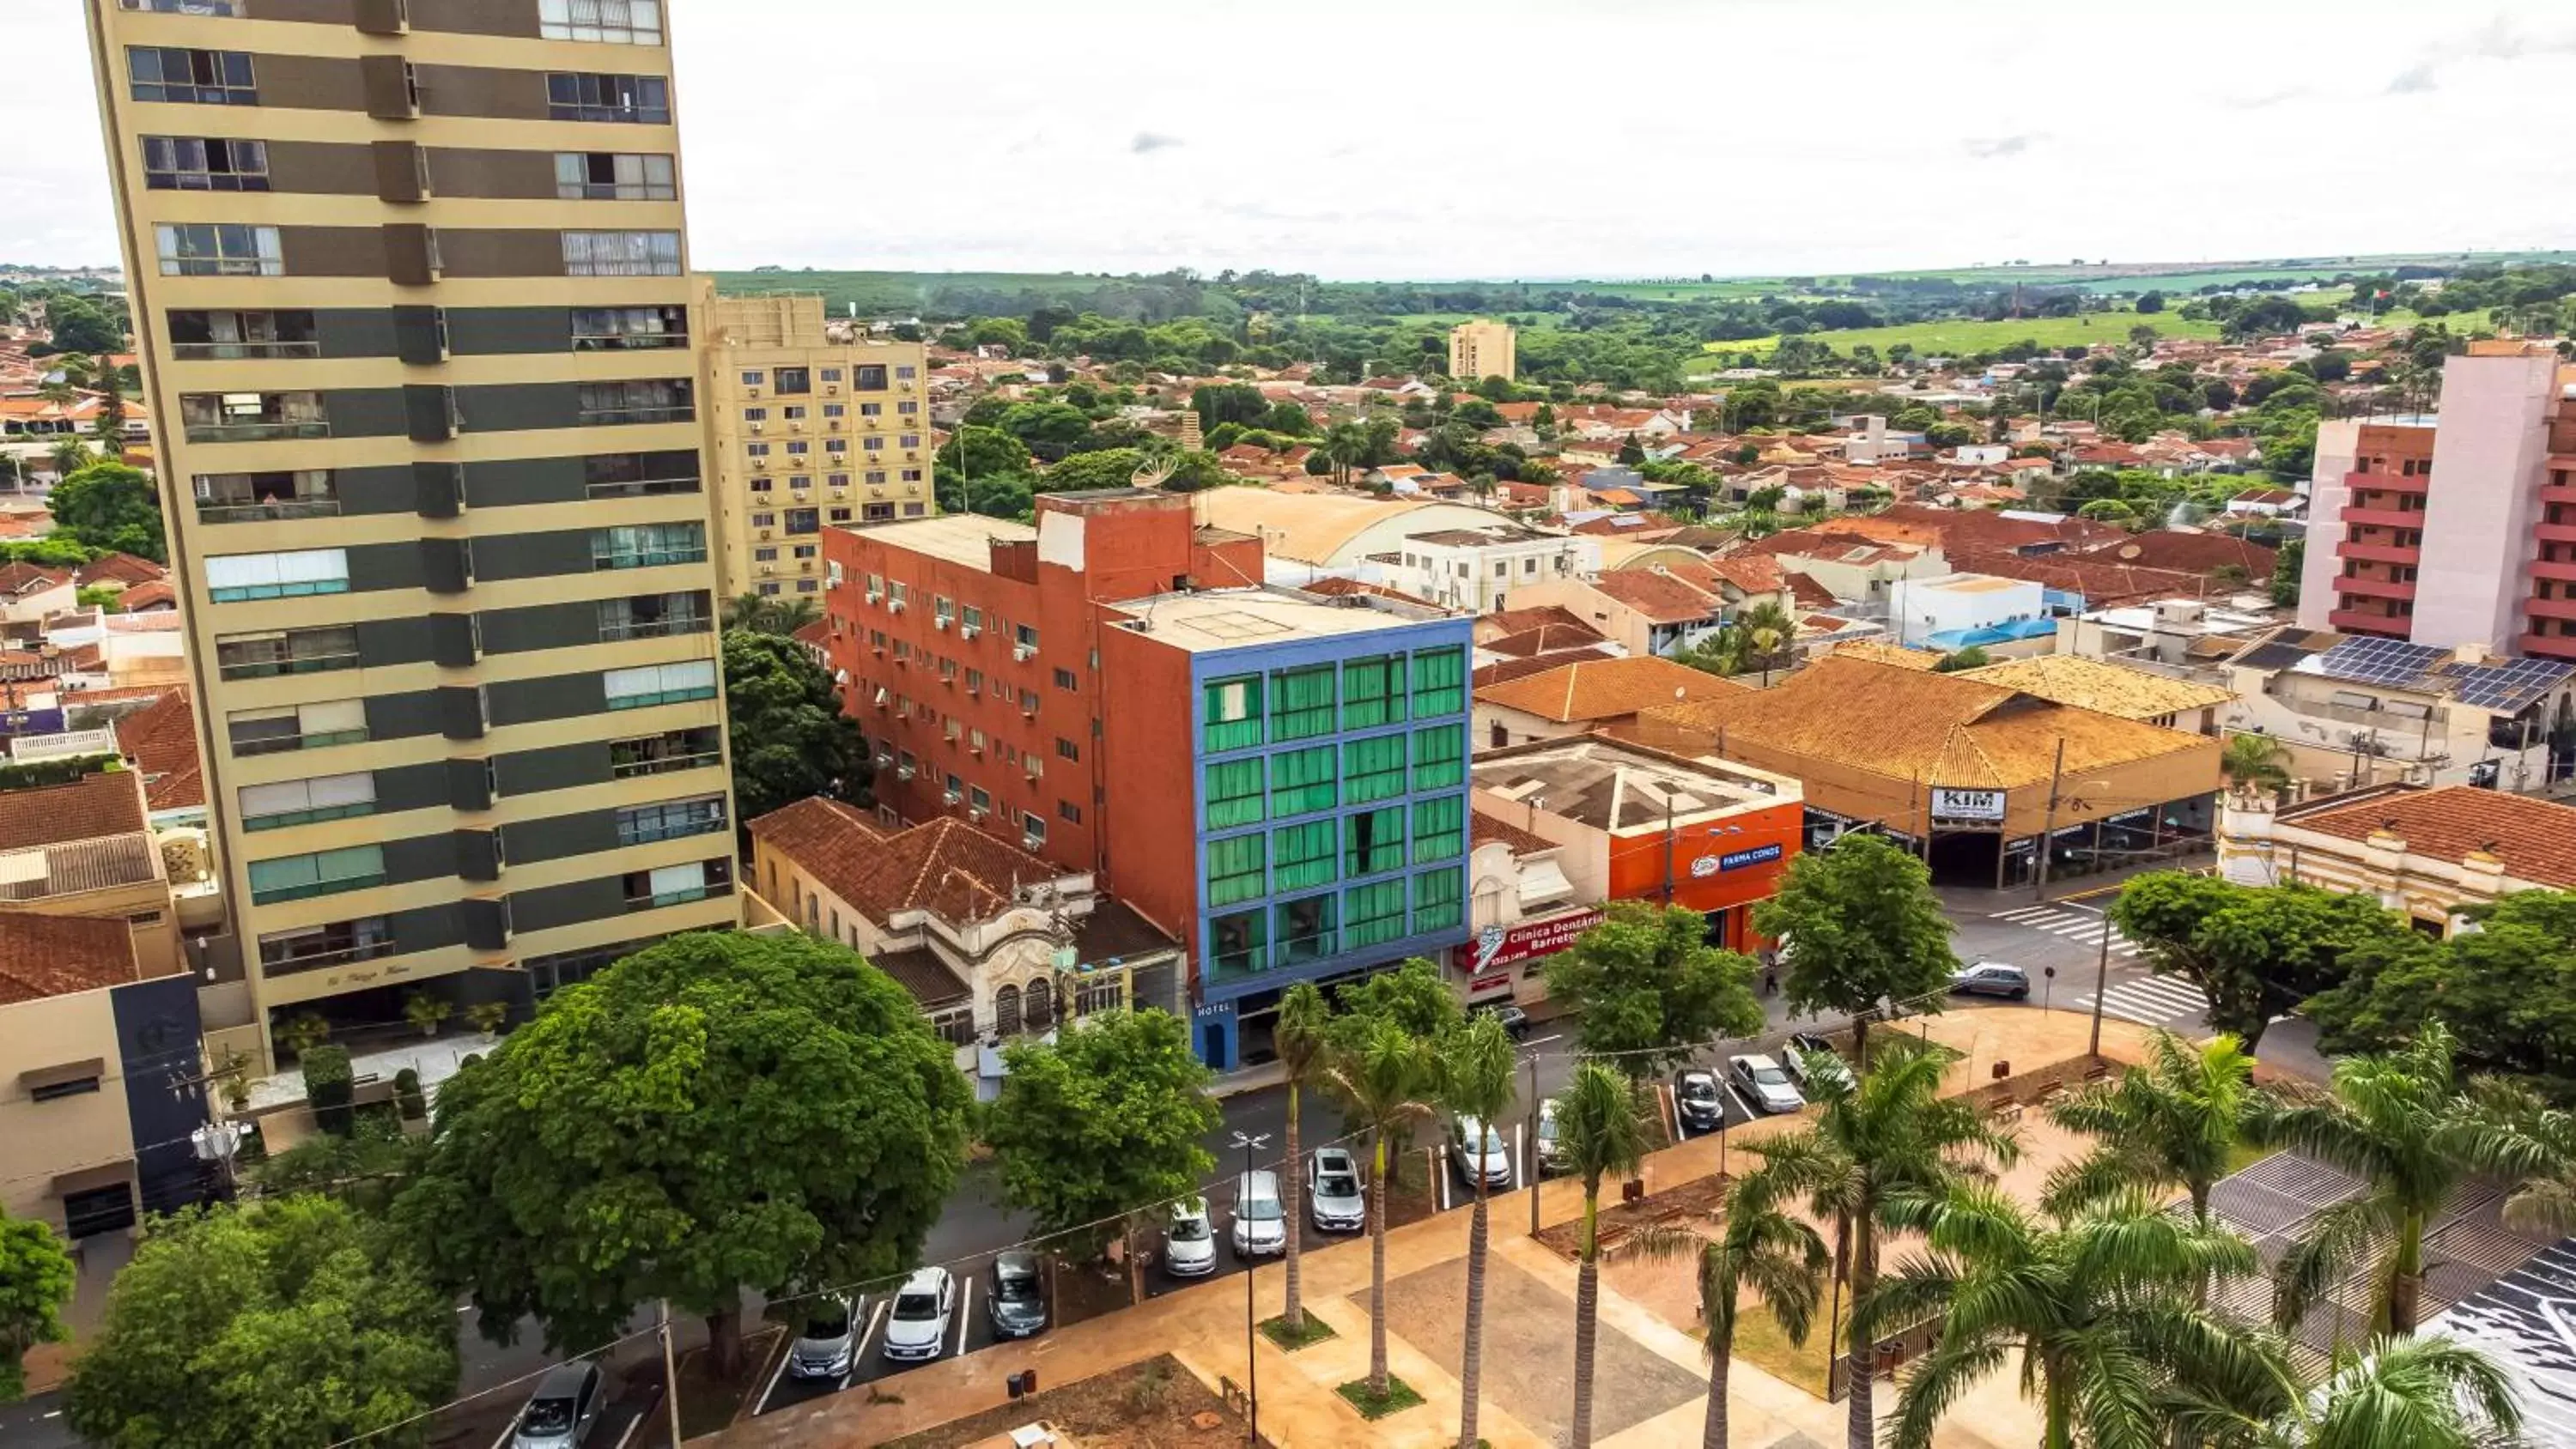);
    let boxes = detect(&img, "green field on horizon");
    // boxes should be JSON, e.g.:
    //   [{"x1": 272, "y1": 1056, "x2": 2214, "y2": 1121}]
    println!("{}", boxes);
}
[{"x1": 1695, "y1": 310, "x2": 2224, "y2": 365}]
